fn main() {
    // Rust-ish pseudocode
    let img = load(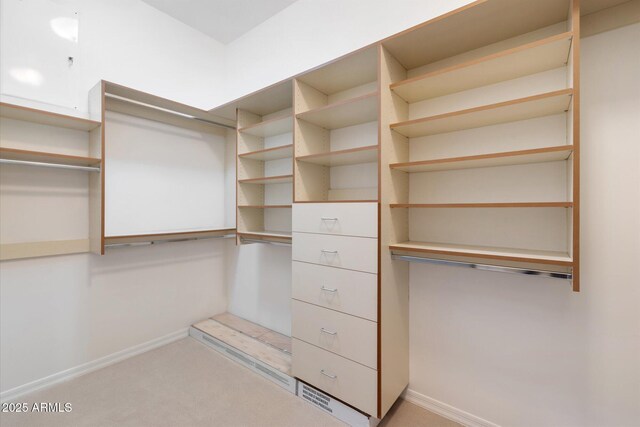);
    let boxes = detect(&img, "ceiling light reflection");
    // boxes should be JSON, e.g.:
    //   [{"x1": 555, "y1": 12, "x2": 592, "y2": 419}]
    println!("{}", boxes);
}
[
  {"x1": 9, "y1": 68, "x2": 44, "y2": 86},
  {"x1": 50, "y1": 16, "x2": 78, "y2": 42}
]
